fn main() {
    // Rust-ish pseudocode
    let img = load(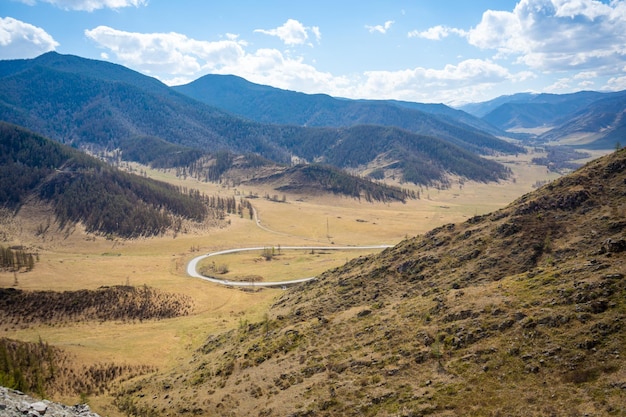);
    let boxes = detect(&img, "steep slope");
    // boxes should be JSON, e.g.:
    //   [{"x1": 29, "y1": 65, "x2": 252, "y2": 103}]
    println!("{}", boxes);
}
[
  {"x1": 173, "y1": 74, "x2": 519, "y2": 155},
  {"x1": 0, "y1": 64, "x2": 290, "y2": 163},
  {"x1": 0, "y1": 122, "x2": 211, "y2": 238},
  {"x1": 120, "y1": 149, "x2": 626, "y2": 416}
]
